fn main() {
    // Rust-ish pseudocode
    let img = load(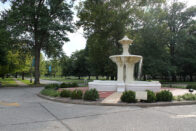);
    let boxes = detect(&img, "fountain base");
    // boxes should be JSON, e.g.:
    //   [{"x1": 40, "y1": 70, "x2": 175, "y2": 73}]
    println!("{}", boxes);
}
[{"x1": 89, "y1": 80, "x2": 161, "y2": 92}]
